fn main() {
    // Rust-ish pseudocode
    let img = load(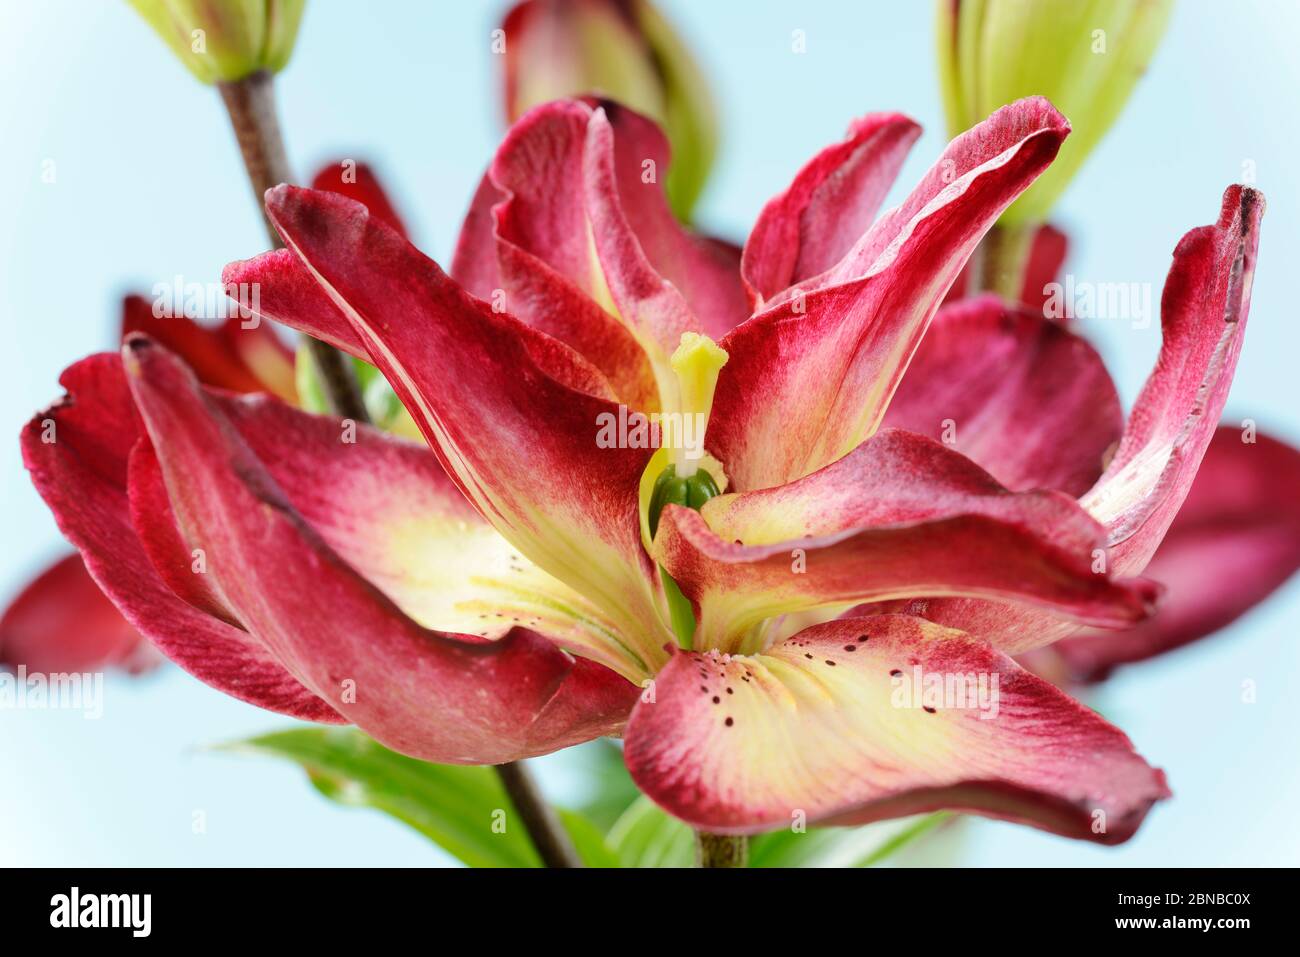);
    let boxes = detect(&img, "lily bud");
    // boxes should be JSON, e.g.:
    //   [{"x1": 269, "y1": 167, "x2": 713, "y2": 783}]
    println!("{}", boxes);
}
[
  {"x1": 937, "y1": 0, "x2": 1173, "y2": 225},
  {"x1": 501, "y1": 0, "x2": 717, "y2": 220},
  {"x1": 125, "y1": 0, "x2": 306, "y2": 84}
]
